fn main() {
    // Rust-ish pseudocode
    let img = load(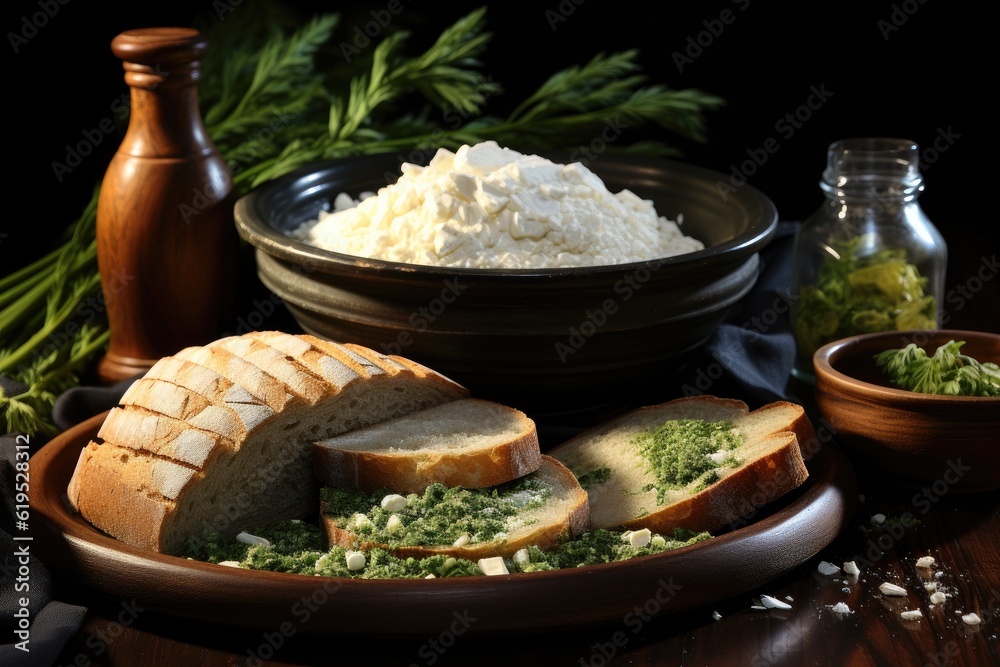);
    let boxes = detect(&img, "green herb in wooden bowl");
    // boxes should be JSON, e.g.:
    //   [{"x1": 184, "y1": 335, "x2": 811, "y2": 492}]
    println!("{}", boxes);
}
[{"x1": 874, "y1": 340, "x2": 1000, "y2": 397}]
